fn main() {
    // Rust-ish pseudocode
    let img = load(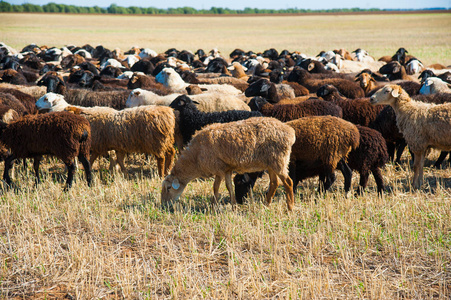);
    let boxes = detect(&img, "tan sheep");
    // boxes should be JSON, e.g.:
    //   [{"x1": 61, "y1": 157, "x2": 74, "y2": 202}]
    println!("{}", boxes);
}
[
  {"x1": 36, "y1": 93, "x2": 176, "y2": 177},
  {"x1": 370, "y1": 85, "x2": 451, "y2": 188},
  {"x1": 161, "y1": 117, "x2": 296, "y2": 210}
]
